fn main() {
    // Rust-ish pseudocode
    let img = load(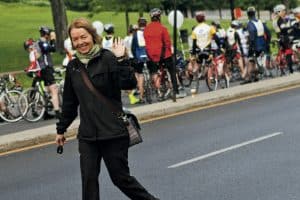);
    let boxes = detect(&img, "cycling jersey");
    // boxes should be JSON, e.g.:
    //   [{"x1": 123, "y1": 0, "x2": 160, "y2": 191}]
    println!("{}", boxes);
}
[
  {"x1": 226, "y1": 27, "x2": 238, "y2": 46},
  {"x1": 276, "y1": 16, "x2": 294, "y2": 54},
  {"x1": 144, "y1": 21, "x2": 172, "y2": 62},
  {"x1": 25, "y1": 49, "x2": 41, "y2": 73},
  {"x1": 191, "y1": 22, "x2": 216, "y2": 50},
  {"x1": 225, "y1": 27, "x2": 243, "y2": 60},
  {"x1": 132, "y1": 29, "x2": 148, "y2": 62},
  {"x1": 236, "y1": 28, "x2": 249, "y2": 56},
  {"x1": 37, "y1": 37, "x2": 55, "y2": 69},
  {"x1": 102, "y1": 36, "x2": 114, "y2": 51},
  {"x1": 123, "y1": 35, "x2": 134, "y2": 59},
  {"x1": 211, "y1": 28, "x2": 226, "y2": 51},
  {"x1": 292, "y1": 18, "x2": 300, "y2": 41},
  {"x1": 247, "y1": 18, "x2": 270, "y2": 55}
]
